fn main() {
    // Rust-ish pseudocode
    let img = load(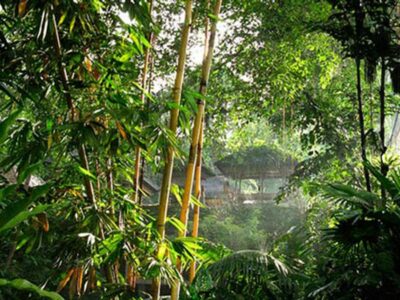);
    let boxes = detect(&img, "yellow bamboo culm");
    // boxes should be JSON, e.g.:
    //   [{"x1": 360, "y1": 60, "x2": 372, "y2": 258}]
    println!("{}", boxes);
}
[
  {"x1": 170, "y1": 1, "x2": 223, "y2": 299},
  {"x1": 151, "y1": 1, "x2": 194, "y2": 299},
  {"x1": 189, "y1": 121, "x2": 204, "y2": 282},
  {"x1": 189, "y1": 3, "x2": 210, "y2": 281}
]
